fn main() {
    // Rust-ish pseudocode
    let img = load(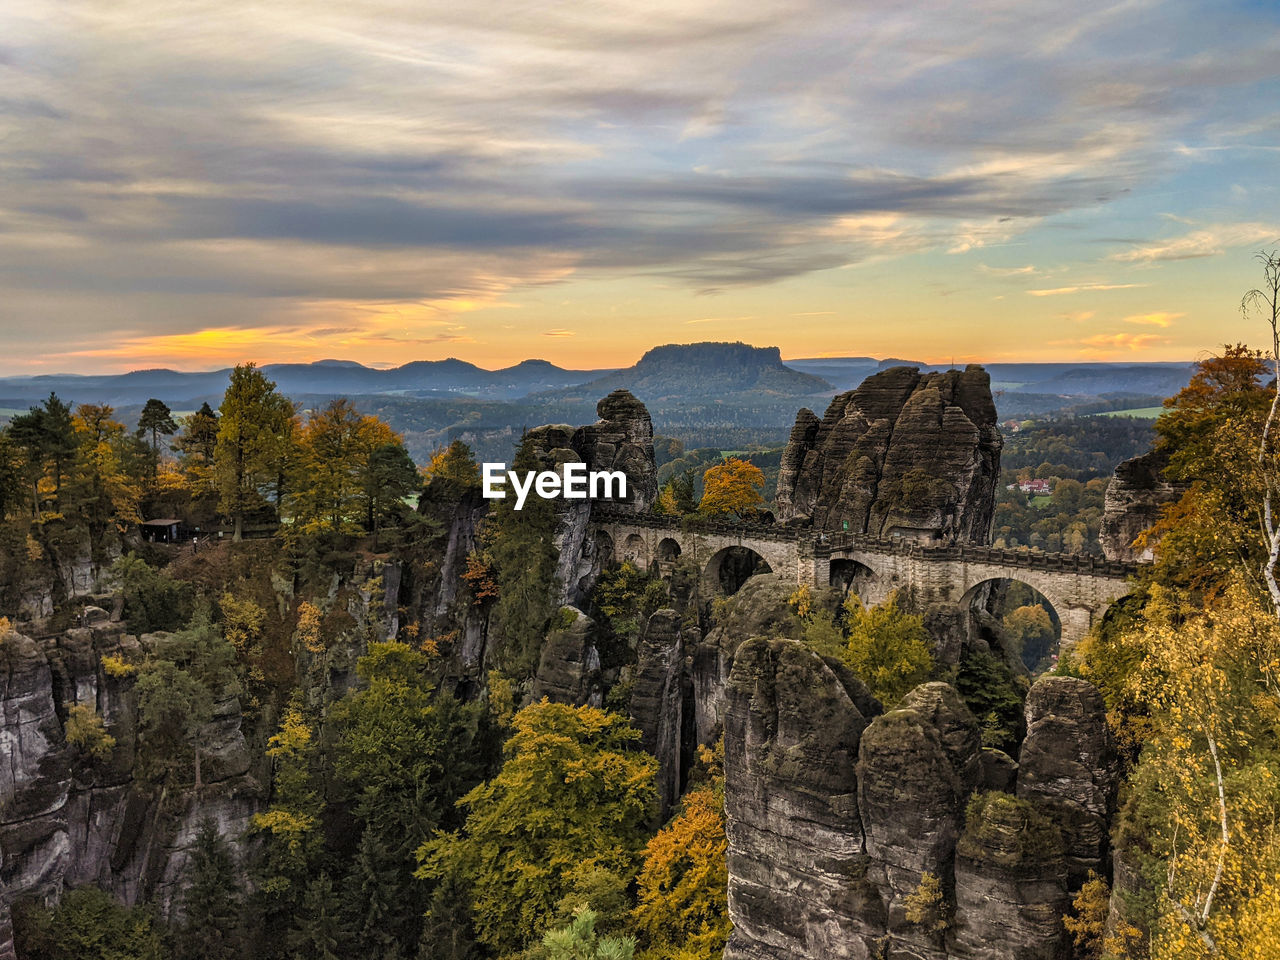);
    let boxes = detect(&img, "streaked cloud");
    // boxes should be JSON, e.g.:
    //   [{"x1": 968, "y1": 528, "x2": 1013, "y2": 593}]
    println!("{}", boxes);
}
[
  {"x1": 1110, "y1": 222, "x2": 1280, "y2": 263},
  {"x1": 1123, "y1": 312, "x2": 1183, "y2": 327},
  {"x1": 1027, "y1": 283, "x2": 1150, "y2": 297},
  {"x1": 0, "y1": 0, "x2": 1277, "y2": 370}
]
